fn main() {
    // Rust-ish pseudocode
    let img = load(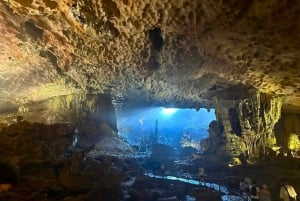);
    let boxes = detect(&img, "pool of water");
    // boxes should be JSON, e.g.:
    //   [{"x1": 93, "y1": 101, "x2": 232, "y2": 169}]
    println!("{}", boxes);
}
[{"x1": 145, "y1": 173, "x2": 251, "y2": 201}]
